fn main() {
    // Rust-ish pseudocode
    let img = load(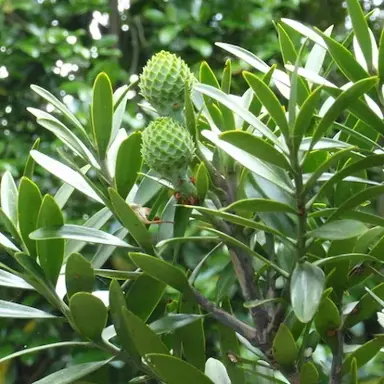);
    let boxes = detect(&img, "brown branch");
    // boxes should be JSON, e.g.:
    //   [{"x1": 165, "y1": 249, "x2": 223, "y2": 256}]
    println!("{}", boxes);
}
[
  {"x1": 193, "y1": 288, "x2": 258, "y2": 343},
  {"x1": 330, "y1": 327, "x2": 344, "y2": 383}
]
